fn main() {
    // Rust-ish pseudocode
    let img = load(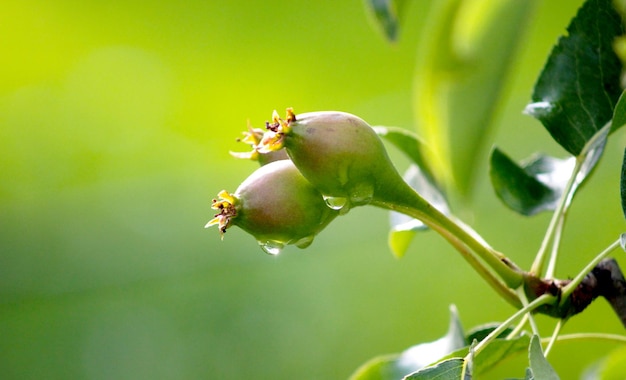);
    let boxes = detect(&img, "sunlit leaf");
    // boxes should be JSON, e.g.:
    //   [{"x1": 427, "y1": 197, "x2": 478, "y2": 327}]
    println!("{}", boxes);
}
[
  {"x1": 403, "y1": 358, "x2": 465, "y2": 380},
  {"x1": 490, "y1": 148, "x2": 574, "y2": 216},
  {"x1": 524, "y1": 0, "x2": 624, "y2": 156},
  {"x1": 365, "y1": 0, "x2": 409, "y2": 42},
  {"x1": 413, "y1": 0, "x2": 534, "y2": 196},
  {"x1": 388, "y1": 164, "x2": 450, "y2": 257},
  {"x1": 527, "y1": 335, "x2": 559, "y2": 379},
  {"x1": 348, "y1": 306, "x2": 465, "y2": 380},
  {"x1": 388, "y1": 229, "x2": 417, "y2": 259}
]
